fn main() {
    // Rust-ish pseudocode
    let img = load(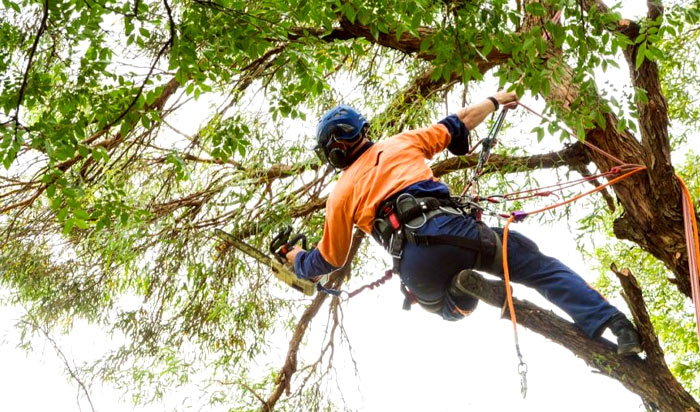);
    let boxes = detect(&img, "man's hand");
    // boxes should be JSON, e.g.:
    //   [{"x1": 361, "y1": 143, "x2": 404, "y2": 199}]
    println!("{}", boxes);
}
[
  {"x1": 457, "y1": 90, "x2": 519, "y2": 130},
  {"x1": 285, "y1": 246, "x2": 322, "y2": 282},
  {"x1": 493, "y1": 90, "x2": 518, "y2": 108},
  {"x1": 285, "y1": 245, "x2": 304, "y2": 266}
]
